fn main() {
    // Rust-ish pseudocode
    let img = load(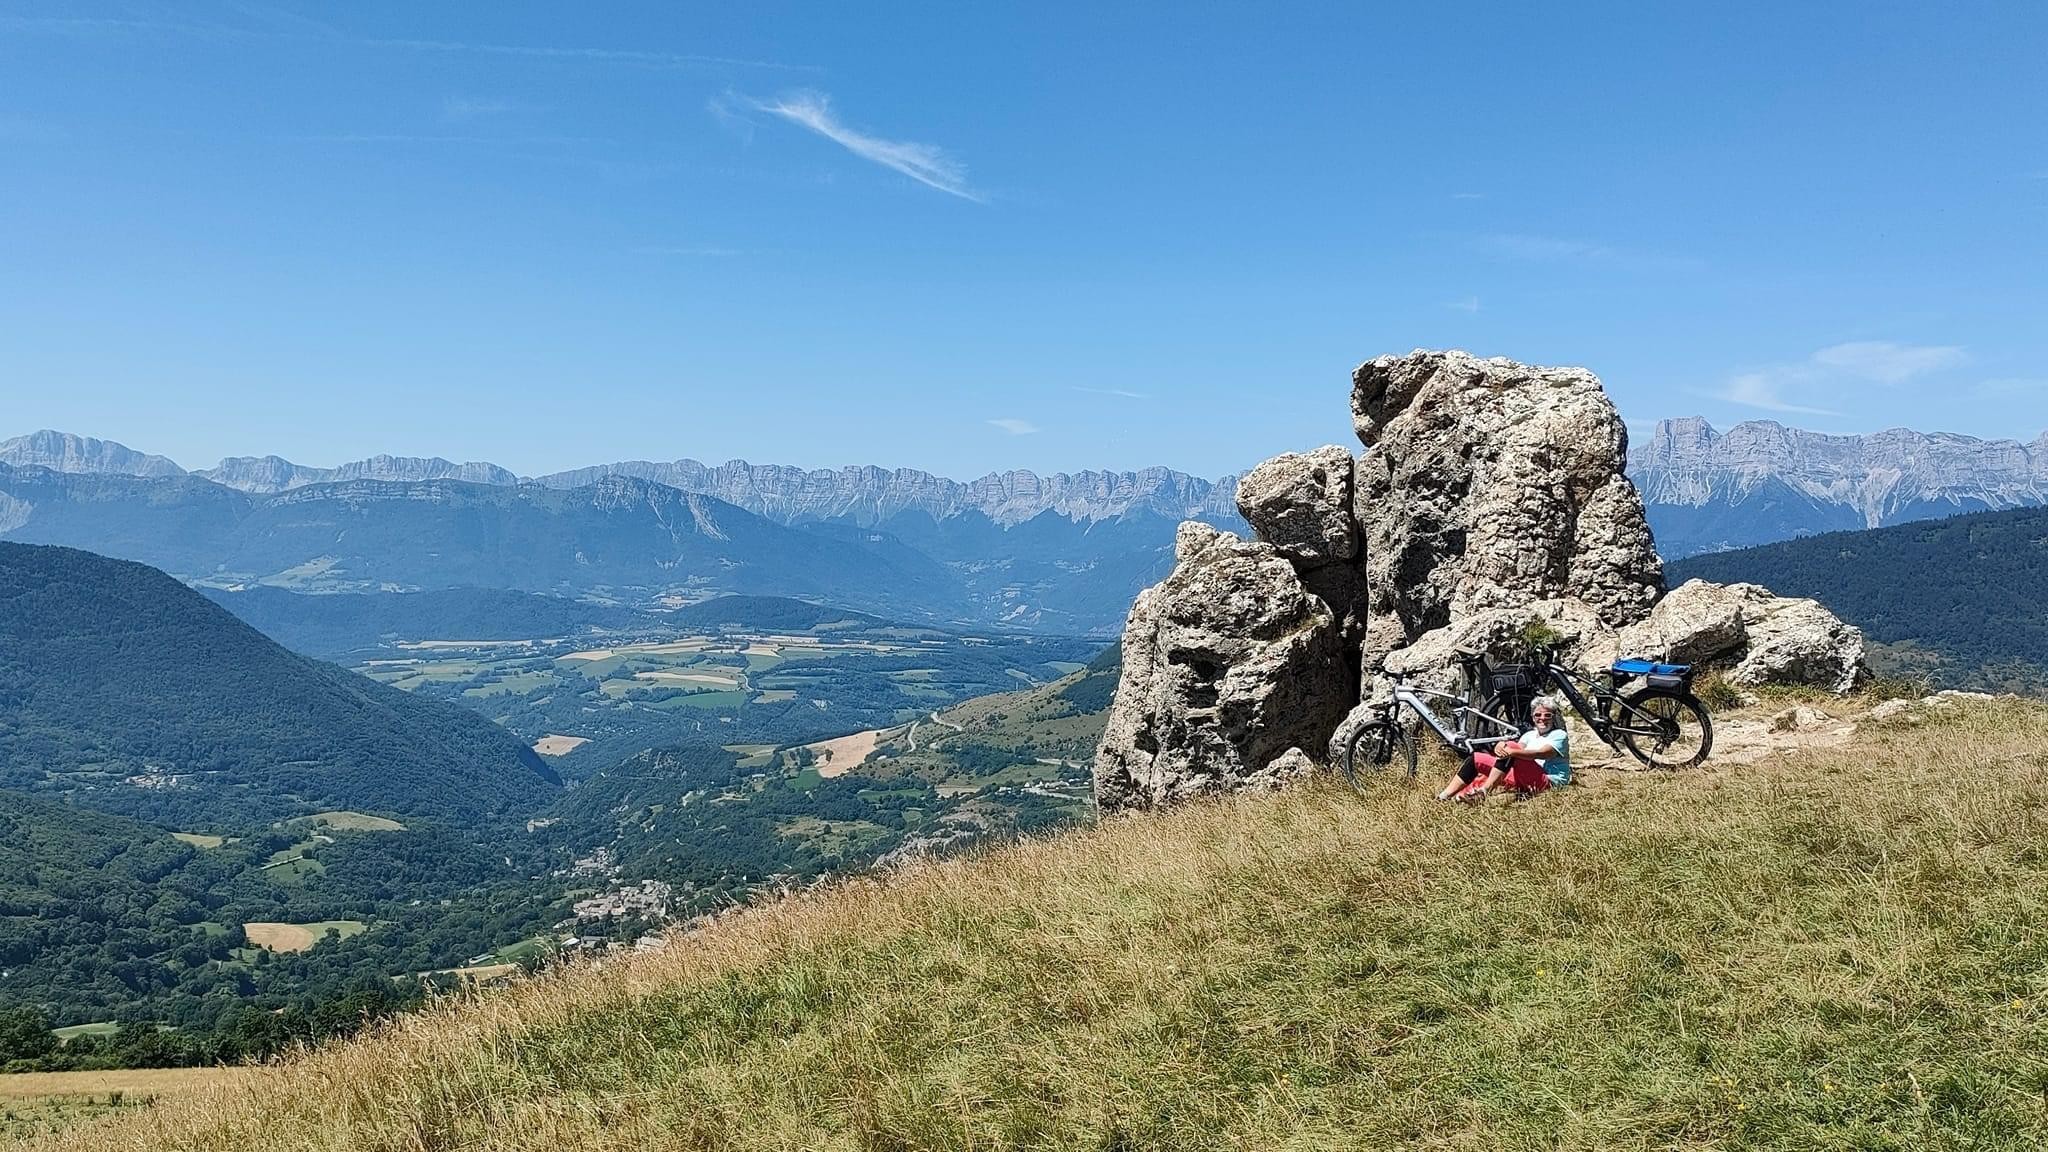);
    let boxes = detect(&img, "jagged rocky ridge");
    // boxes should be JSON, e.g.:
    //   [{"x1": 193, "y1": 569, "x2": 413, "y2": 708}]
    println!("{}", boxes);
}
[
  {"x1": 3, "y1": 429, "x2": 1242, "y2": 531},
  {"x1": 1093, "y1": 351, "x2": 1871, "y2": 812},
  {"x1": 1631, "y1": 417, "x2": 2048, "y2": 557}
]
